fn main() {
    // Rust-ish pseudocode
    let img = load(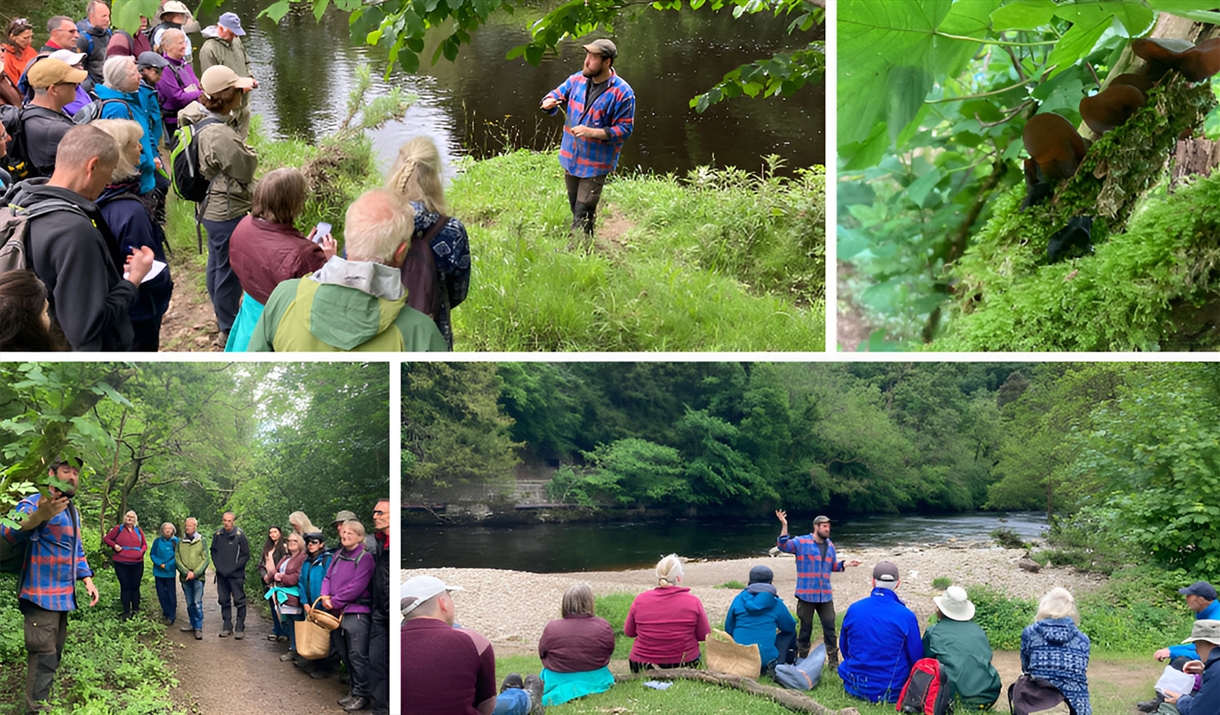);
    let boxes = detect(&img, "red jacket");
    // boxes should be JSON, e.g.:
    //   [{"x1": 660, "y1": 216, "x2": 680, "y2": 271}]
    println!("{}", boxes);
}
[
  {"x1": 229, "y1": 216, "x2": 328, "y2": 305},
  {"x1": 624, "y1": 586, "x2": 710, "y2": 665},
  {"x1": 103, "y1": 523, "x2": 148, "y2": 564}
]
